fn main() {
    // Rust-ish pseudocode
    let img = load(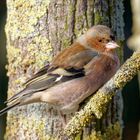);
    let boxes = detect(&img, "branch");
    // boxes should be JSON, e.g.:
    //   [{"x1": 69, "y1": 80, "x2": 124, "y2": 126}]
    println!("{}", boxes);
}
[{"x1": 63, "y1": 51, "x2": 140, "y2": 138}]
